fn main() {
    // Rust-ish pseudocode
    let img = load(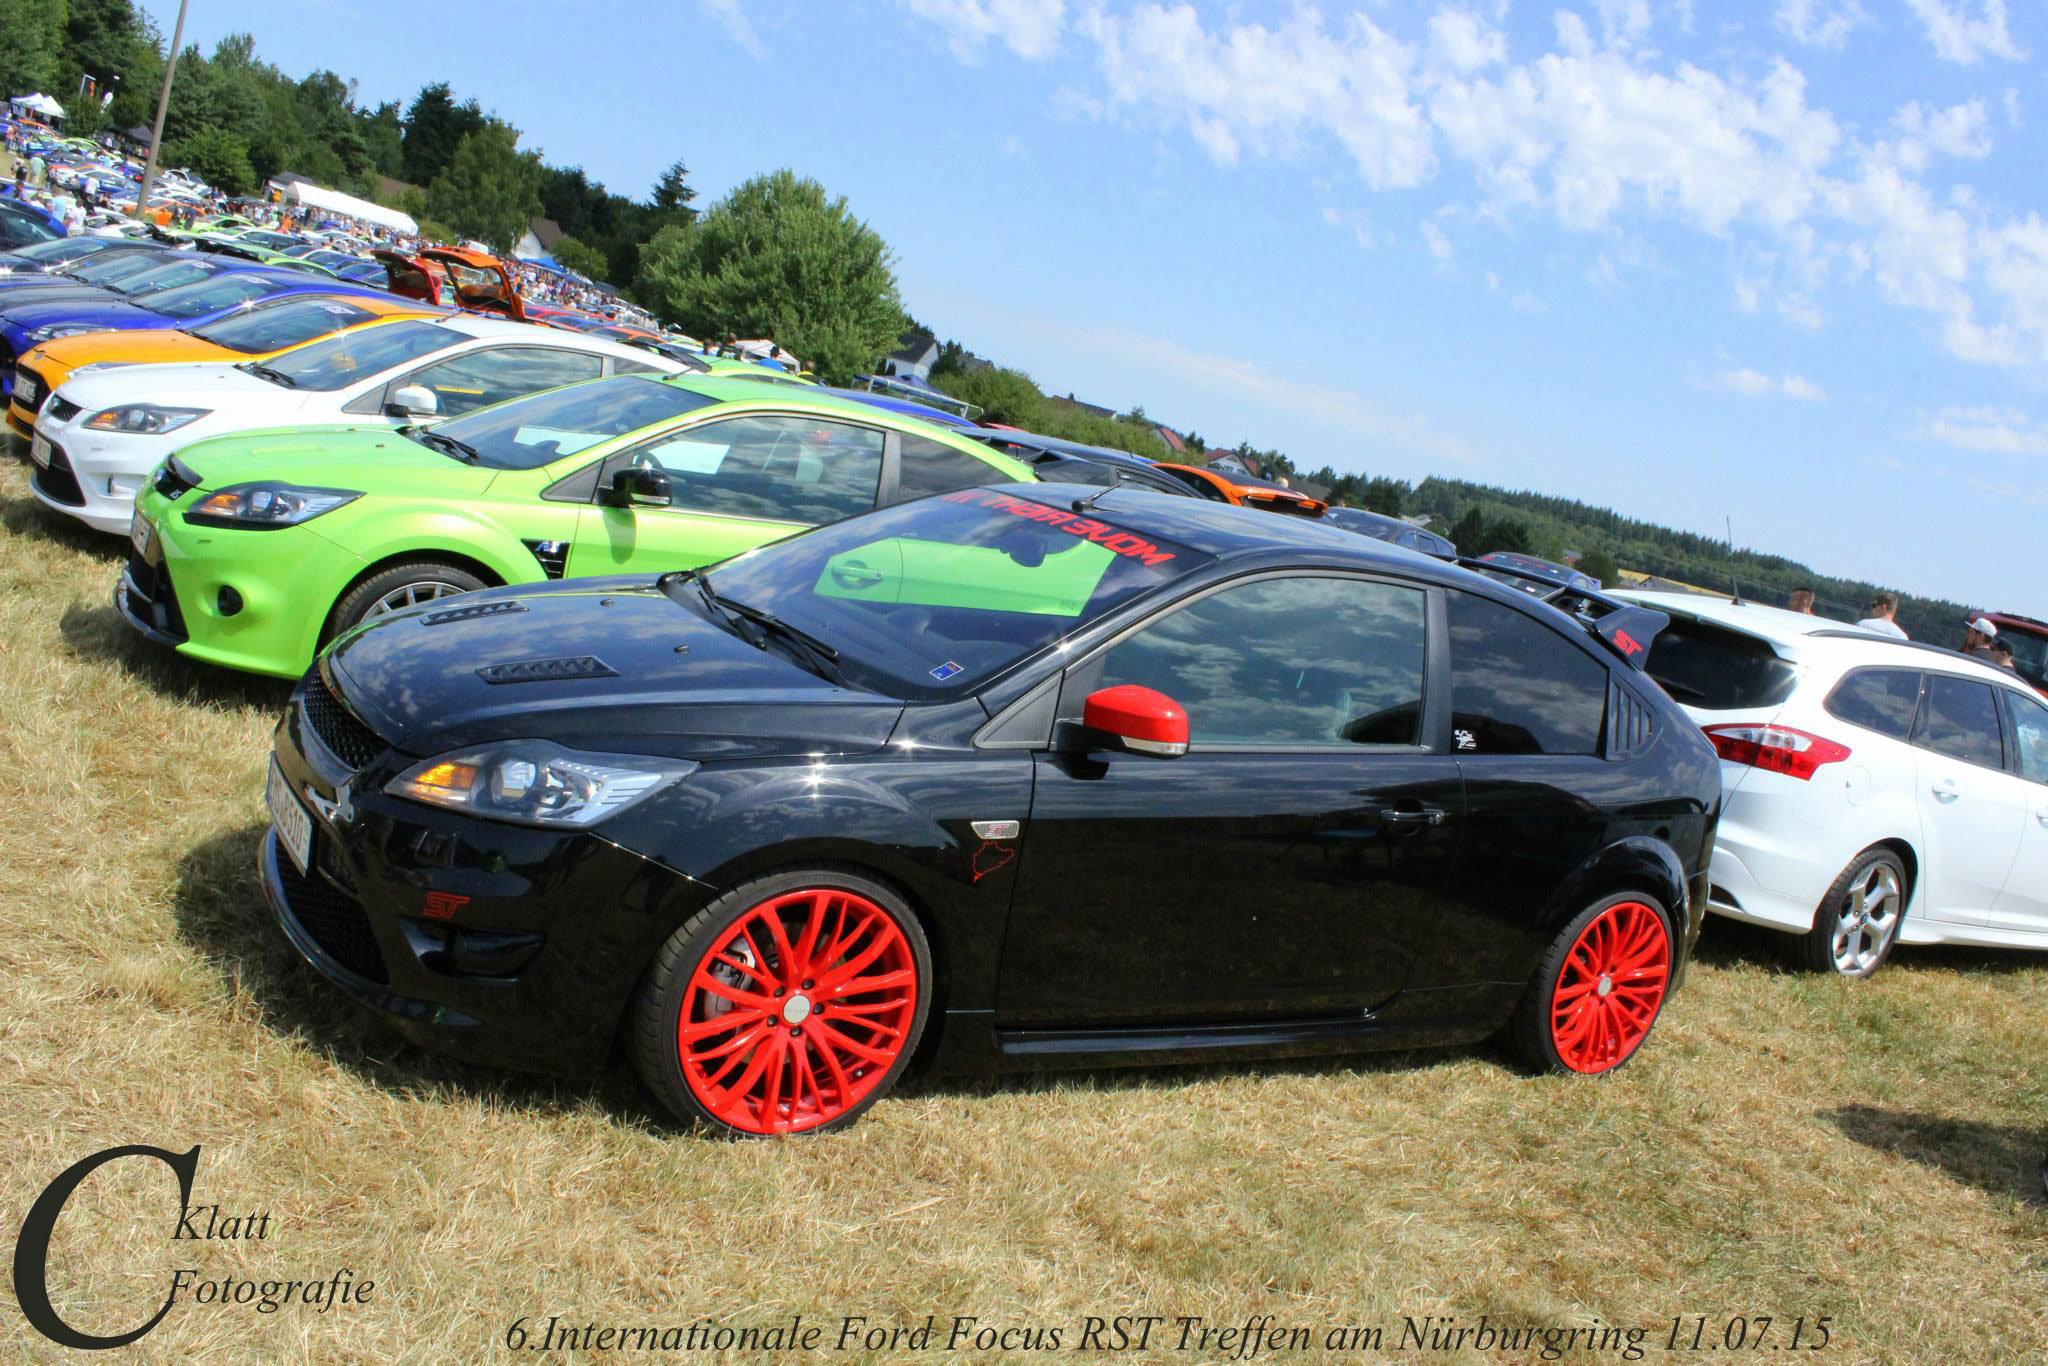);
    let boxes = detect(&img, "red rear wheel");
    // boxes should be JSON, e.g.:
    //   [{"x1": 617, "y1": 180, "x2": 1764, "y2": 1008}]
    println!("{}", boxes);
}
[
  {"x1": 1547, "y1": 899, "x2": 1670, "y2": 1073},
  {"x1": 653, "y1": 882, "x2": 925, "y2": 1135}
]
